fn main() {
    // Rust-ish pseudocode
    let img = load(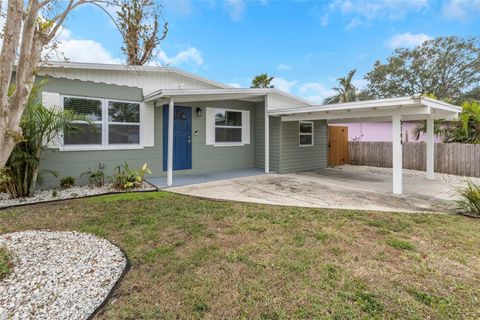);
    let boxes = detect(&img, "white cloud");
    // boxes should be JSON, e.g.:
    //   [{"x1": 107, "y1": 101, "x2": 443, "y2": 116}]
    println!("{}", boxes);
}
[
  {"x1": 386, "y1": 32, "x2": 432, "y2": 49},
  {"x1": 299, "y1": 82, "x2": 336, "y2": 104},
  {"x1": 225, "y1": 0, "x2": 246, "y2": 21},
  {"x1": 47, "y1": 28, "x2": 121, "y2": 64},
  {"x1": 271, "y1": 77, "x2": 298, "y2": 93},
  {"x1": 319, "y1": 0, "x2": 429, "y2": 28},
  {"x1": 442, "y1": 0, "x2": 480, "y2": 20},
  {"x1": 228, "y1": 82, "x2": 242, "y2": 88},
  {"x1": 277, "y1": 64, "x2": 293, "y2": 71},
  {"x1": 157, "y1": 47, "x2": 204, "y2": 67}
]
